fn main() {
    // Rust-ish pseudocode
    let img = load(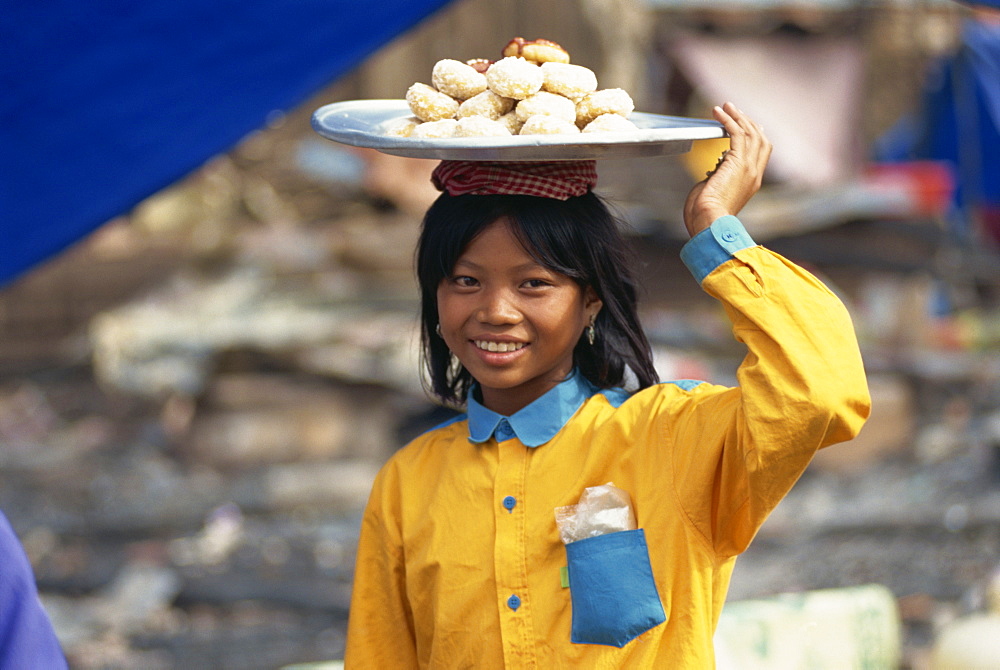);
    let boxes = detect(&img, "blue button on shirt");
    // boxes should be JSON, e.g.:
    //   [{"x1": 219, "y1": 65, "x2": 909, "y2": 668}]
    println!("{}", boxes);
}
[
  {"x1": 495, "y1": 419, "x2": 516, "y2": 442},
  {"x1": 507, "y1": 594, "x2": 521, "y2": 611}
]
